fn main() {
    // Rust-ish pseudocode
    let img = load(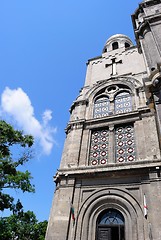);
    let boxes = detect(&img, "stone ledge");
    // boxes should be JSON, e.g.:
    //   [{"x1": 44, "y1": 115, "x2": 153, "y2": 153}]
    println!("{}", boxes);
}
[{"x1": 57, "y1": 159, "x2": 161, "y2": 177}]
